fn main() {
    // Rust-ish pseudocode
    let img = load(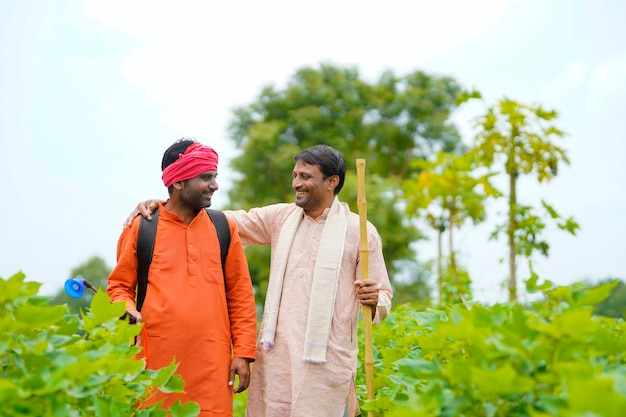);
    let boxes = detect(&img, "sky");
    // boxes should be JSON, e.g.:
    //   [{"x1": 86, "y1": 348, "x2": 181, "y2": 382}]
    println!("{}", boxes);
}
[{"x1": 1, "y1": 0, "x2": 624, "y2": 303}]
